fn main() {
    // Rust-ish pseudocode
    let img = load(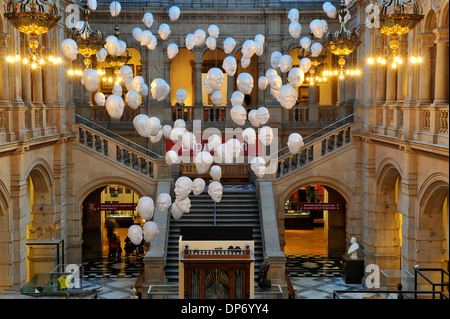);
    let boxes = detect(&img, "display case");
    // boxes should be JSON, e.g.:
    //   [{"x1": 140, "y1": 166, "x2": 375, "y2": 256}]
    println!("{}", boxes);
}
[{"x1": 284, "y1": 211, "x2": 313, "y2": 229}]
